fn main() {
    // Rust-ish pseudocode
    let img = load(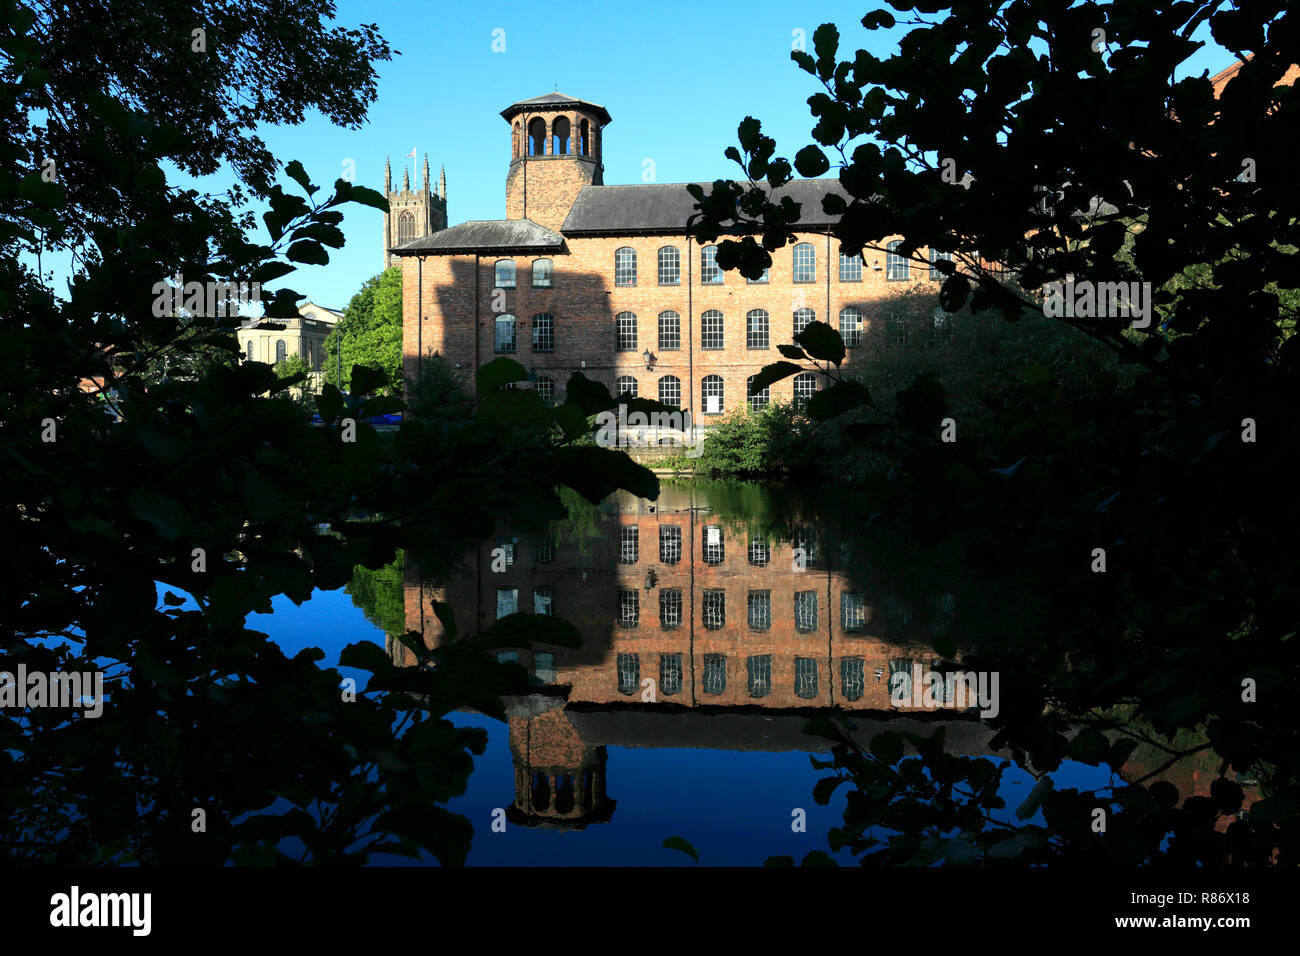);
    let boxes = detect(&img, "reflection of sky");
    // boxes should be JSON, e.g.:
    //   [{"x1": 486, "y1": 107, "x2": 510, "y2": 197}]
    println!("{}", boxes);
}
[{"x1": 235, "y1": 583, "x2": 1117, "y2": 866}]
